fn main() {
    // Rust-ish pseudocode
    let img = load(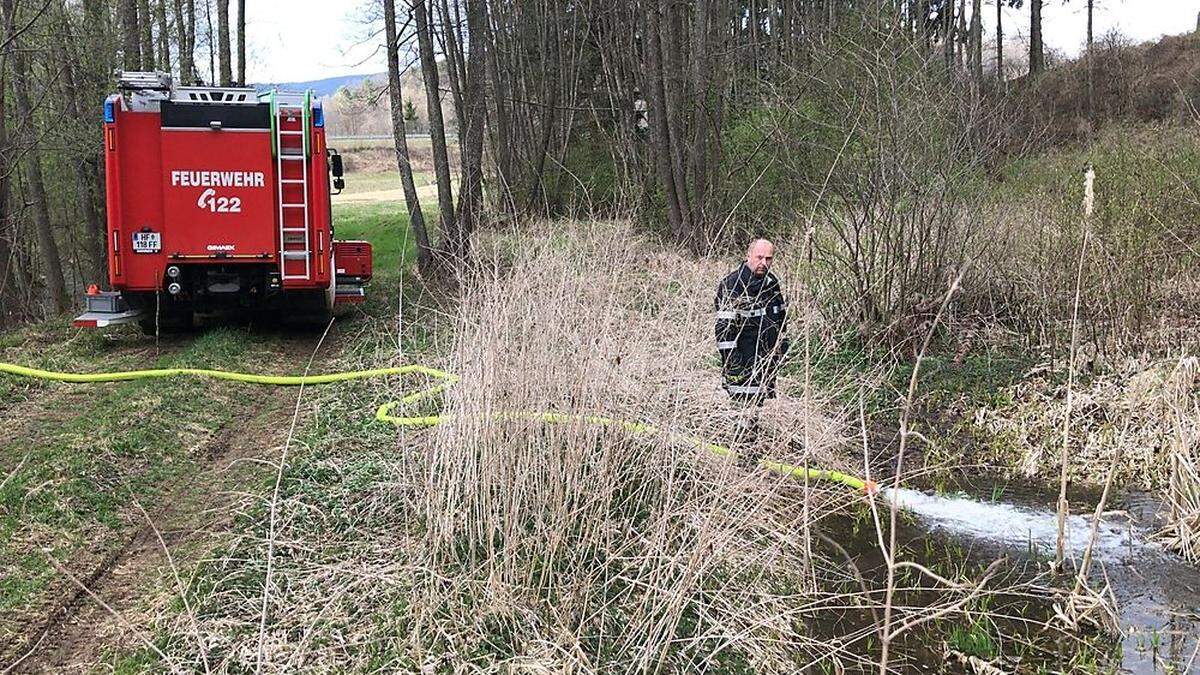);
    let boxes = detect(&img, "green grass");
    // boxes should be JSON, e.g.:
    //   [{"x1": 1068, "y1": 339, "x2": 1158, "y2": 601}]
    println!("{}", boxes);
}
[
  {"x1": 946, "y1": 616, "x2": 998, "y2": 660},
  {"x1": 895, "y1": 349, "x2": 1039, "y2": 410},
  {"x1": 333, "y1": 201, "x2": 424, "y2": 272}
]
